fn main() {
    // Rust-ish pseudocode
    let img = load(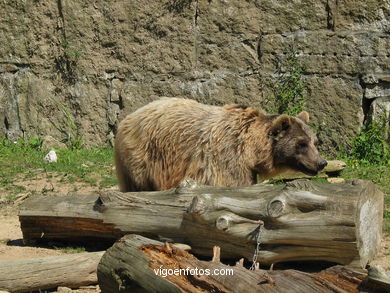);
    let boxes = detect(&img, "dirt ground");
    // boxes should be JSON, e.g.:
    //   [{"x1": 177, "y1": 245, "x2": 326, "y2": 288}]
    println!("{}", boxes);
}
[
  {"x1": 0, "y1": 176, "x2": 389, "y2": 292},
  {"x1": 0, "y1": 176, "x2": 103, "y2": 293}
]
